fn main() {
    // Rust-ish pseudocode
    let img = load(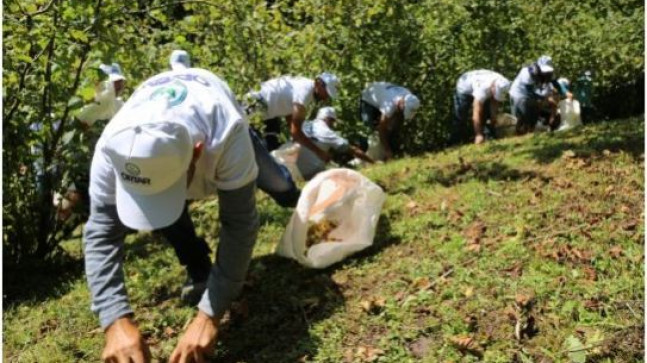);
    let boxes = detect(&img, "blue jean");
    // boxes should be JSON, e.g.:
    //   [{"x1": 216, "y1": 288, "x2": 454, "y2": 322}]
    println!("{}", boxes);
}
[
  {"x1": 511, "y1": 96, "x2": 539, "y2": 131},
  {"x1": 359, "y1": 99, "x2": 381, "y2": 129},
  {"x1": 451, "y1": 92, "x2": 493, "y2": 145},
  {"x1": 248, "y1": 127, "x2": 301, "y2": 208},
  {"x1": 159, "y1": 128, "x2": 300, "y2": 285}
]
